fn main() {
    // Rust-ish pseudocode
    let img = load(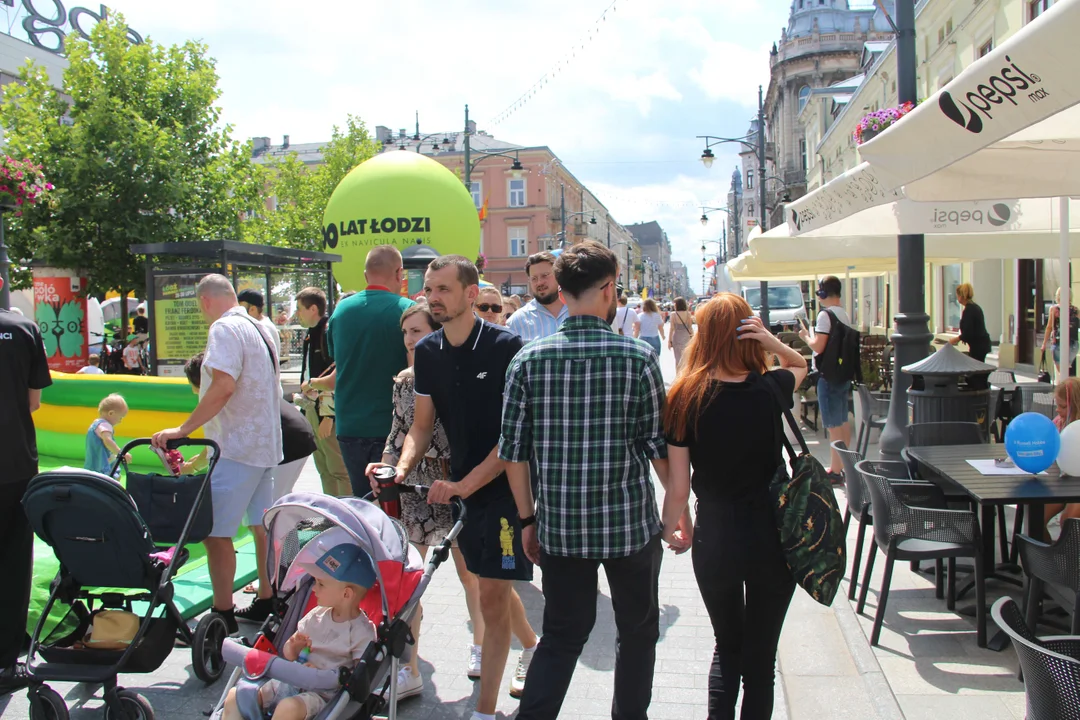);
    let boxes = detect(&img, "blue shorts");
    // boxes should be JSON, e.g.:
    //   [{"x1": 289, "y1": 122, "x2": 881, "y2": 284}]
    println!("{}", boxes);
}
[
  {"x1": 817, "y1": 378, "x2": 851, "y2": 430},
  {"x1": 210, "y1": 458, "x2": 274, "y2": 537}
]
